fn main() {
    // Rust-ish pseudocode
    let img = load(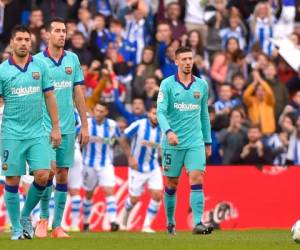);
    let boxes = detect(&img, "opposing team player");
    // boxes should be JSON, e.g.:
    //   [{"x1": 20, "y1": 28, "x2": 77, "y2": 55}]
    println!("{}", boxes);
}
[
  {"x1": 34, "y1": 17, "x2": 89, "y2": 238},
  {"x1": 82, "y1": 102, "x2": 120, "y2": 232},
  {"x1": 119, "y1": 103, "x2": 163, "y2": 233},
  {"x1": 157, "y1": 47, "x2": 213, "y2": 235},
  {"x1": 0, "y1": 25, "x2": 61, "y2": 240}
]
